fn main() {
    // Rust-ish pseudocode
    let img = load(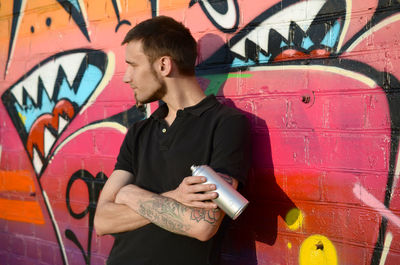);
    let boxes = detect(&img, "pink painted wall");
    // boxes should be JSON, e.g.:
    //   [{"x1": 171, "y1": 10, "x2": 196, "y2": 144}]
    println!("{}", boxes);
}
[{"x1": 1, "y1": 0, "x2": 400, "y2": 264}]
